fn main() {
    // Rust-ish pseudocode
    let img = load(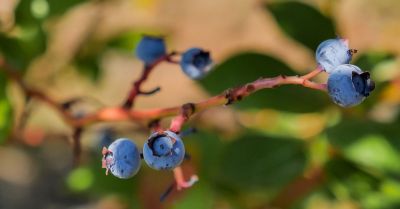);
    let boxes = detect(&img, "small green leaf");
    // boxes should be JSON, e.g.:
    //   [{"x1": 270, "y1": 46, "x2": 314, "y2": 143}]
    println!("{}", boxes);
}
[
  {"x1": 266, "y1": 1, "x2": 336, "y2": 50},
  {"x1": 325, "y1": 158, "x2": 380, "y2": 200},
  {"x1": 0, "y1": 76, "x2": 12, "y2": 144},
  {"x1": 46, "y1": 0, "x2": 86, "y2": 17},
  {"x1": 327, "y1": 118, "x2": 400, "y2": 174},
  {"x1": 66, "y1": 167, "x2": 94, "y2": 192},
  {"x1": 199, "y1": 52, "x2": 329, "y2": 112},
  {"x1": 216, "y1": 133, "x2": 306, "y2": 190},
  {"x1": 353, "y1": 52, "x2": 395, "y2": 72},
  {"x1": 75, "y1": 56, "x2": 102, "y2": 82},
  {"x1": 346, "y1": 135, "x2": 400, "y2": 173},
  {"x1": 172, "y1": 183, "x2": 215, "y2": 209},
  {"x1": 2, "y1": 0, "x2": 47, "y2": 70},
  {"x1": 108, "y1": 32, "x2": 143, "y2": 52},
  {"x1": 0, "y1": 29, "x2": 46, "y2": 70}
]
